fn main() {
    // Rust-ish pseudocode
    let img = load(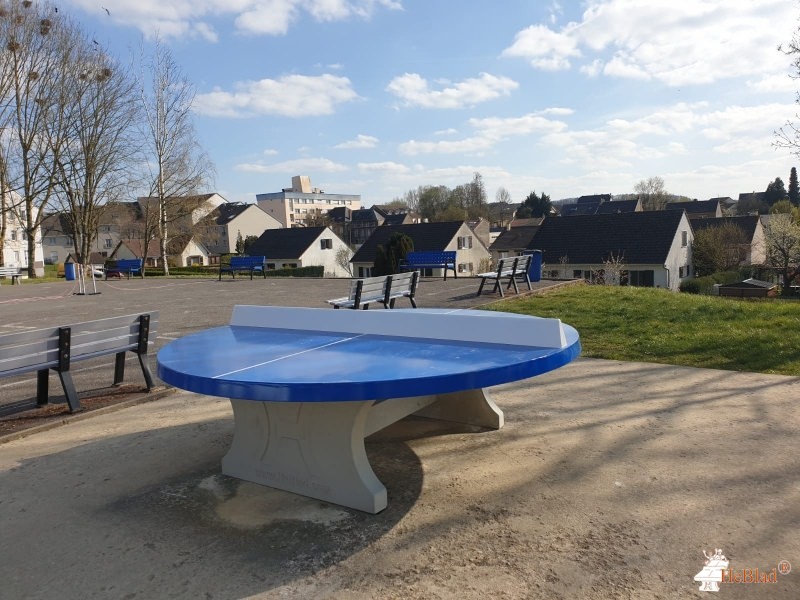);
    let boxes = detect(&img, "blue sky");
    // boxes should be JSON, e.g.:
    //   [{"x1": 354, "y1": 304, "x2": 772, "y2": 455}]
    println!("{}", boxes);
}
[{"x1": 64, "y1": 0, "x2": 800, "y2": 206}]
